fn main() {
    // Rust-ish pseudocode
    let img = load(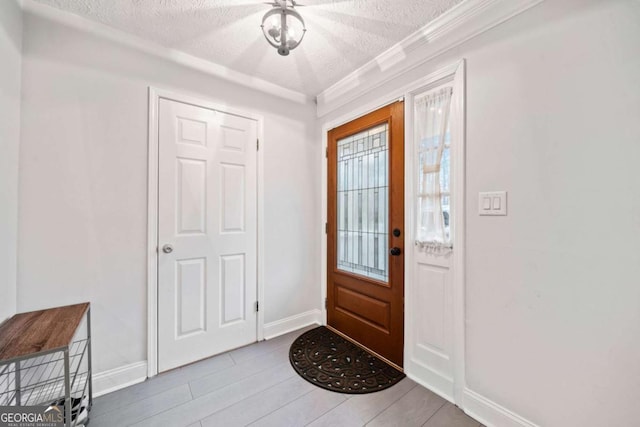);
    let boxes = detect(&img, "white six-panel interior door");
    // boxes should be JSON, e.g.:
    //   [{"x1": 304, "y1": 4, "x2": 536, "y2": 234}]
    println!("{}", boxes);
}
[{"x1": 157, "y1": 98, "x2": 258, "y2": 372}]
